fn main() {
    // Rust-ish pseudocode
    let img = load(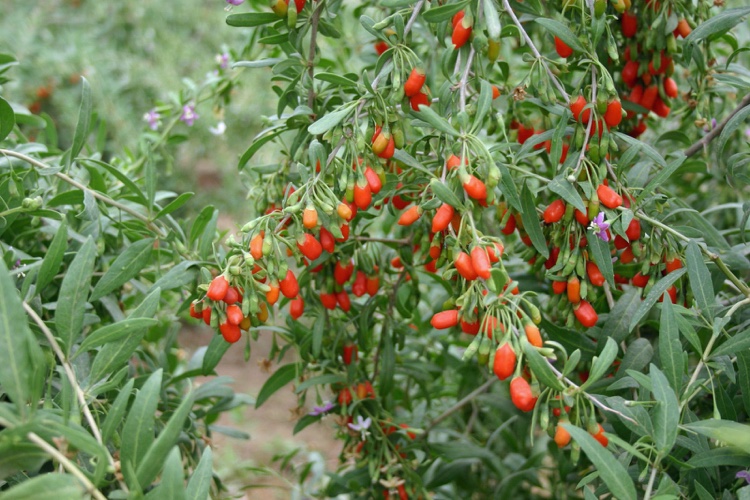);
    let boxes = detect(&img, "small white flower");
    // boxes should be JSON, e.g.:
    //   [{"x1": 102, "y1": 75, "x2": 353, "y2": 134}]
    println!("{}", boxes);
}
[{"x1": 209, "y1": 121, "x2": 226, "y2": 136}]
